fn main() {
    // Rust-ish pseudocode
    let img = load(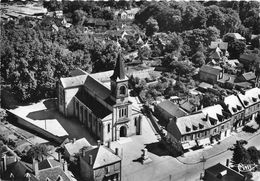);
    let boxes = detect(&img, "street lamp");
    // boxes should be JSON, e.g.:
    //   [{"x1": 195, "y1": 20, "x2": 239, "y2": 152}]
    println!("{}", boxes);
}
[{"x1": 200, "y1": 152, "x2": 207, "y2": 180}]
